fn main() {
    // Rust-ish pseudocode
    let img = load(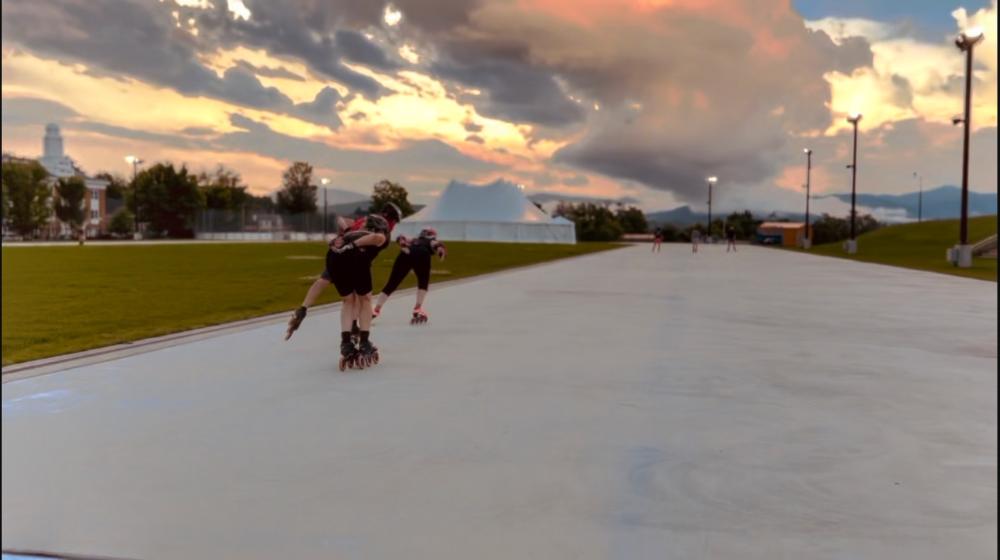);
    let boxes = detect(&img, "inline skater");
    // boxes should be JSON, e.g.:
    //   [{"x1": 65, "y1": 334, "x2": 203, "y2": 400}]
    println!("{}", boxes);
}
[
  {"x1": 652, "y1": 227, "x2": 663, "y2": 253},
  {"x1": 284, "y1": 203, "x2": 401, "y2": 347},
  {"x1": 372, "y1": 228, "x2": 447, "y2": 325}
]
